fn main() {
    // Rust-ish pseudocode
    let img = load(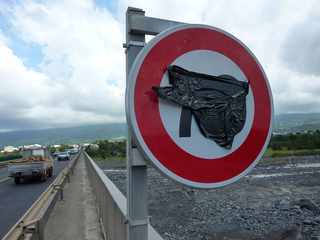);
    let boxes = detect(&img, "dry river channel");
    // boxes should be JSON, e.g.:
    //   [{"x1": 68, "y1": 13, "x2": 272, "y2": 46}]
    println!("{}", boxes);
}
[{"x1": 98, "y1": 155, "x2": 320, "y2": 240}]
